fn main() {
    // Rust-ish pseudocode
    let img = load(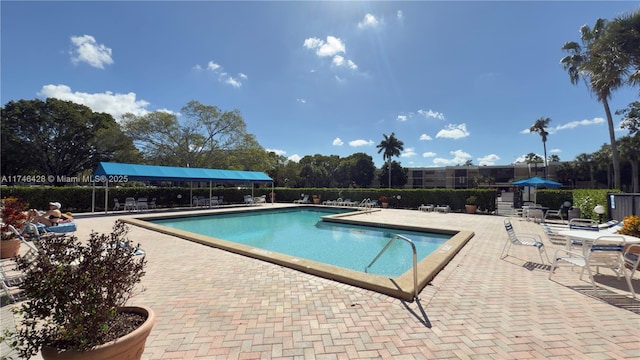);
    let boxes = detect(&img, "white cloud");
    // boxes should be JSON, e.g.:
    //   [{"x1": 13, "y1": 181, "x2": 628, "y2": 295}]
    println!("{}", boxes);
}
[
  {"x1": 358, "y1": 14, "x2": 380, "y2": 29},
  {"x1": 417, "y1": 109, "x2": 445, "y2": 120},
  {"x1": 422, "y1": 152, "x2": 436, "y2": 158},
  {"x1": 37, "y1": 84, "x2": 150, "y2": 119},
  {"x1": 400, "y1": 147, "x2": 416, "y2": 158},
  {"x1": 296, "y1": 98, "x2": 307, "y2": 104},
  {"x1": 396, "y1": 115, "x2": 408, "y2": 122},
  {"x1": 332, "y1": 55, "x2": 358, "y2": 70},
  {"x1": 432, "y1": 149, "x2": 472, "y2": 165},
  {"x1": 550, "y1": 148, "x2": 561, "y2": 153},
  {"x1": 288, "y1": 154, "x2": 302, "y2": 162},
  {"x1": 436, "y1": 123, "x2": 470, "y2": 139},
  {"x1": 304, "y1": 36, "x2": 345, "y2": 57},
  {"x1": 397, "y1": 10, "x2": 404, "y2": 21},
  {"x1": 332, "y1": 138, "x2": 344, "y2": 146},
  {"x1": 419, "y1": 134, "x2": 432, "y2": 141},
  {"x1": 348, "y1": 139, "x2": 374, "y2": 147},
  {"x1": 197, "y1": 60, "x2": 245, "y2": 88},
  {"x1": 266, "y1": 148, "x2": 286, "y2": 156},
  {"x1": 207, "y1": 61, "x2": 221, "y2": 71},
  {"x1": 522, "y1": 117, "x2": 605, "y2": 134},
  {"x1": 69, "y1": 35, "x2": 113, "y2": 69},
  {"x1": 225, "y1": 77, "x2": 242, "y2": 88},
  {"x1": 478, "y1": 154, "x2": 500, "y2": 166},
  {"x1": 304, "y1": 36, "x2": 358, "y2": 72},
  {"x1": 555, "y1": 117, "x2": 604, "y2": 130}
]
